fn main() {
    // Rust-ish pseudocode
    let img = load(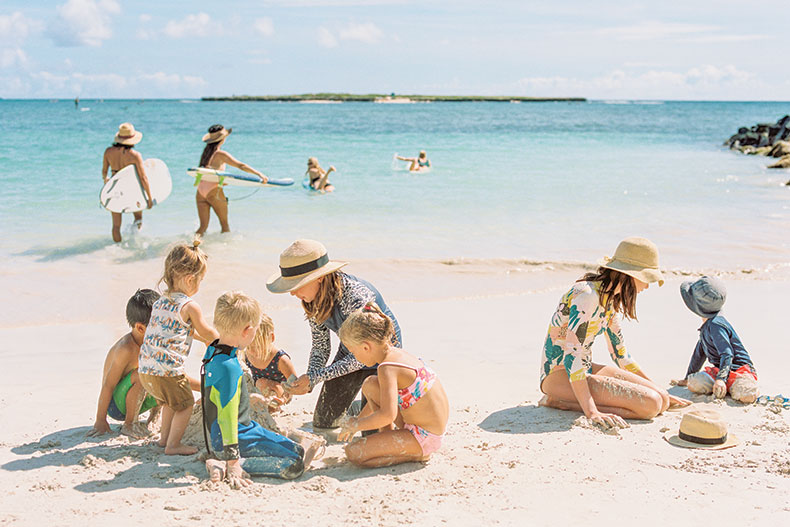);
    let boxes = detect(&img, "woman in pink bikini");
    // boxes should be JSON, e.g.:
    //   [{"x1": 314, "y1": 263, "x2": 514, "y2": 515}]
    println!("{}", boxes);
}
[
  {"x1": 336, "y1": 302, "x2": 449, "y2": 467},
  {"x1": 195, "y1": 124, "x2": 266, "y2": 236}
]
